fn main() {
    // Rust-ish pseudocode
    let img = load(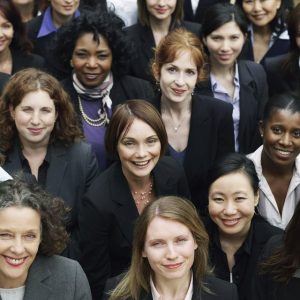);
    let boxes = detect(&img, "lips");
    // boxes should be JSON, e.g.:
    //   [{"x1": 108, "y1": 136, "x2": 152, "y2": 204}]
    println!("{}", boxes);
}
[
  {"x1": 222, "y1": 218, "x2": 240, "y2": 226},
  {"x1": 28, "y1": 128, "x2": 43, "y2": 135},
  {"x1": 132, "y1": 160, "x2": 150, "y2": 168},
  {"x1": 274, "y1": 148, "x2": 293, "y2": 159},
  {"x1": 4, "y1": 256, "x2": 27, "y2": 267},
  {"x1": 172, "y1": 88, "x2": 186, "y2": 95},
  {"x1": 155, "y1": 8, "x2": 168, "y2": 14},
  {"x1": 163, "y1": 262, "x2": 183, "y2": 270},
  {"x1": 218, "y1": 54, "x2": 232, "y2": 61}
]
